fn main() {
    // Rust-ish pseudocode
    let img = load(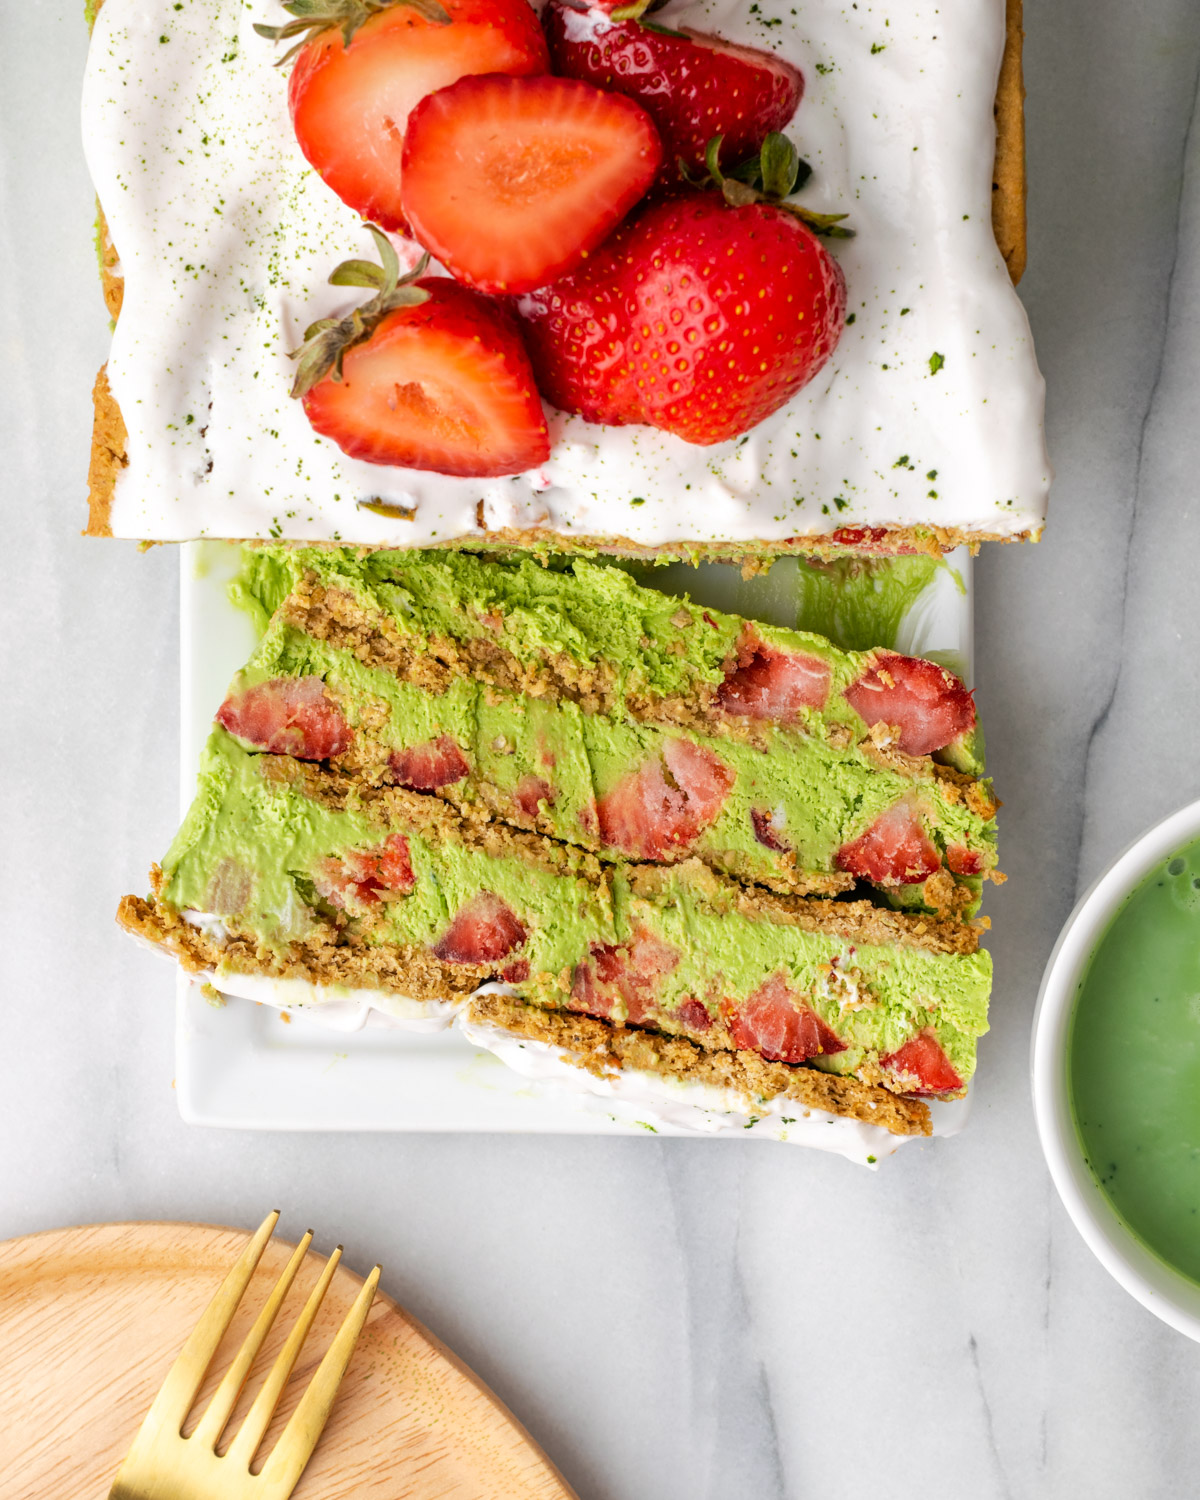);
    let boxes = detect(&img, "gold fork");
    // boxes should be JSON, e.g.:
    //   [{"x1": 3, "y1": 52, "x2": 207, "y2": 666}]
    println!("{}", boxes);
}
[{"x1": 109, "y1": 1211, "x2": 380, "y2": 1500}]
